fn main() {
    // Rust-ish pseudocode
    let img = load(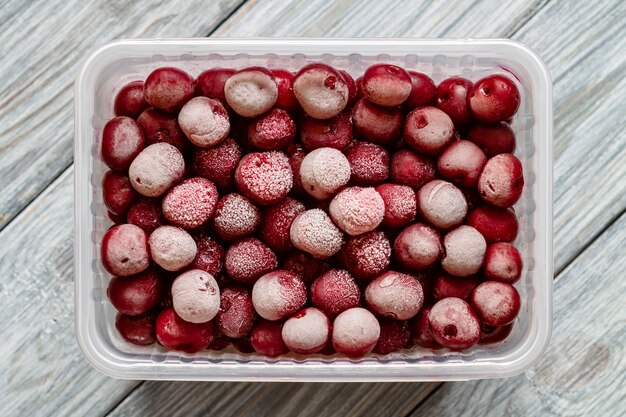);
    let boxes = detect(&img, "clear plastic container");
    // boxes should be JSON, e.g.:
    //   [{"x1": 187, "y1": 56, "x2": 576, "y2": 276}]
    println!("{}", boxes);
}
[{"x1": 74, "y1": 38, "x2": 553, "y2": 381}]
